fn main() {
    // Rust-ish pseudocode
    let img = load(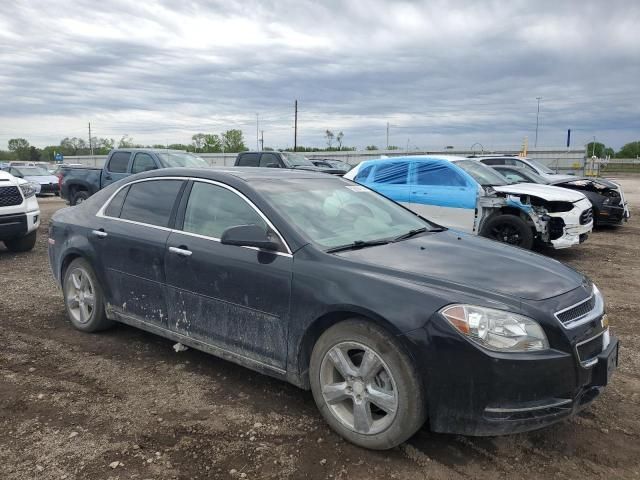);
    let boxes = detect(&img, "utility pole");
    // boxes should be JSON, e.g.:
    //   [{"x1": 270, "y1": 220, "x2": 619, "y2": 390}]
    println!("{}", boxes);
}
[
  {"x1": 294, "y1": 100, "x2": 298, "y2": 152},
  {"x1": 534, "y1": 97, "x2": 541, "y2": 147},
  {"x1": 592, "y1": 136, "x2": 596, "y2": 157},
  {"x1": 260, "y1": 130, "x2": 264, "y2": 151},
  {"x1": 88, "y1": 122, "x2": 94, "y2": 158},
  {"x1": 256, "y1": 113, "x2": 259, "y2": 150},
  {"x1": 386, "y1": 122, "x2": 390, "y2": 149}
]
